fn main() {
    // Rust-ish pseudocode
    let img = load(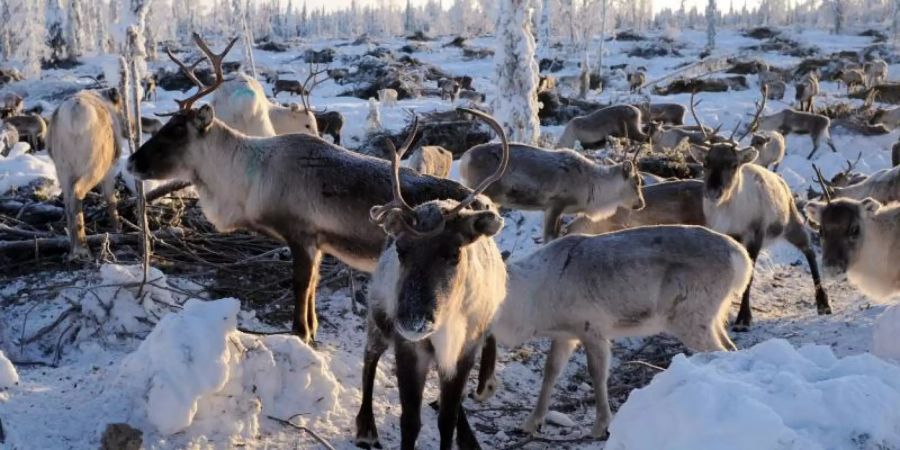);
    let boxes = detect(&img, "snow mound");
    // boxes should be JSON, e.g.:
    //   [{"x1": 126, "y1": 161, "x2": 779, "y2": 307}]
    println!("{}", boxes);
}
[
  {"x1": 119, "y1": 298, "x2": 343, "y2": 441},
  {"x1": 607, "y1": 339, "x2": 900, "y2": 450},
  {"x1": 0, "y1": 349, "x2": 18, "y2": 389},
  {"x1": 0, "y1": 149, "x2": 58, "y2": 196},
  {"x1": 874, "y1": 305, "x2": 900, "y2": 362}
]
